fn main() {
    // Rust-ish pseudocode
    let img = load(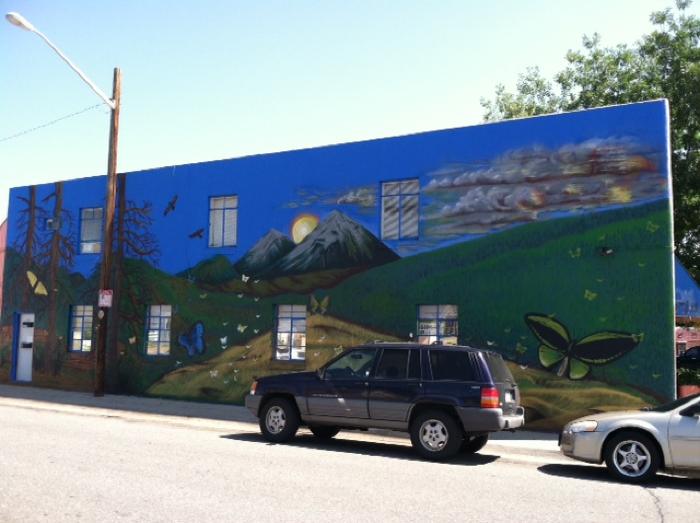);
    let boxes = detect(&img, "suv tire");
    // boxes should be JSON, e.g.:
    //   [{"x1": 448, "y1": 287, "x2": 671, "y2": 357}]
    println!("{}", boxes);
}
[
  {"x1": 259, "y1": 397, "x2": 300, "y2": 443},
  {"x1": 309, "y1": 425, "x2": 340, "y2": 439},
  {"x1": 603, "y1": 431, "x2": 660, "y2": 483},
  {"x1": 462, "y1": 434, "x2": 489, "y2": 454},
  {"x1": 410, "y1": 410, "x2": 463, "y2": 461}
]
